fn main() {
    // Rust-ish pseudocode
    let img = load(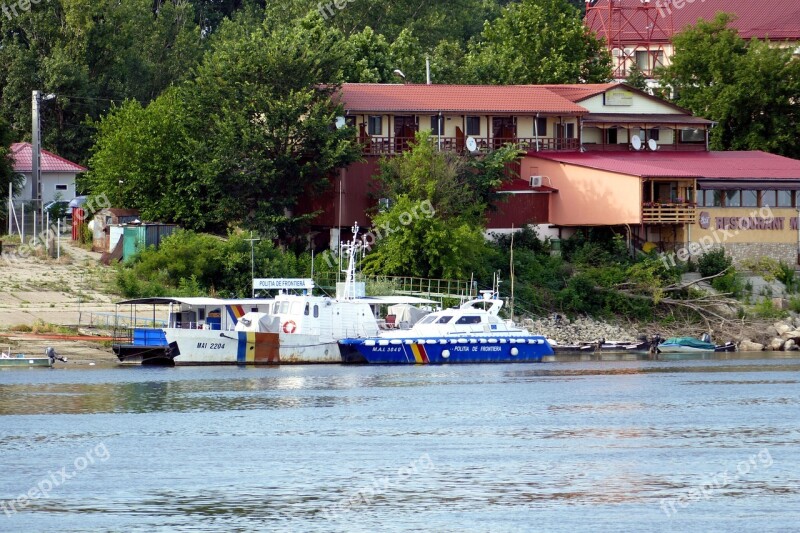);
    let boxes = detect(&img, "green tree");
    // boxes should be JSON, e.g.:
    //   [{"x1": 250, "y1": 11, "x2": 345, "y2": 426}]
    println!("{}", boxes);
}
[
  {"x1": 87, "y1": 14, "x2": 360, "y2": 237},
  {"x1": 362, "y1": 132, "x2": 518, "y2": 279},
  {"x1": 659, "y1": 13, "x2": 800, "y2": 158},
  {"x1": 1, "y1": 119, "x2": 23, "y2": 229},
  {"x1": 465, "y1": 0, "x2": 612, "y2": 84},
  {"x1": 625, "y1": 63, "x2": 648, "y2": 91}
]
